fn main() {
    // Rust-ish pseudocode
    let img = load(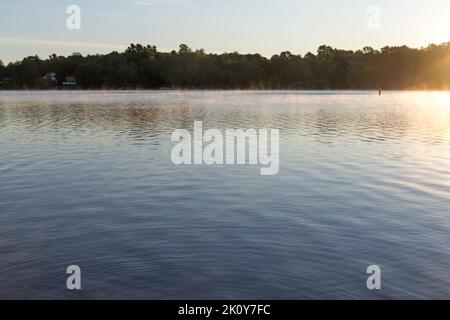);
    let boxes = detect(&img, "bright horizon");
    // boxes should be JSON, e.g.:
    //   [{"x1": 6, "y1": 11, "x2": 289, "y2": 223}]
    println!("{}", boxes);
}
[{"x1": 1, "y1": 0, "x2": 450, "y2": 63}]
